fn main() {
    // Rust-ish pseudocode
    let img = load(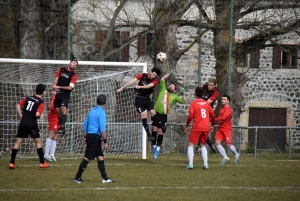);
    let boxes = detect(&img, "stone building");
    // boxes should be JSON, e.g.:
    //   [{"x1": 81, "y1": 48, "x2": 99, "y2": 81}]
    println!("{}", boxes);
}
[{"x1": 71, "y1": 0, "x2": 299, "y2": 152}]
